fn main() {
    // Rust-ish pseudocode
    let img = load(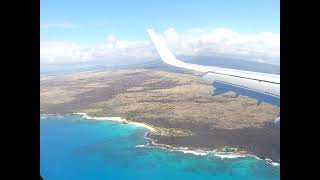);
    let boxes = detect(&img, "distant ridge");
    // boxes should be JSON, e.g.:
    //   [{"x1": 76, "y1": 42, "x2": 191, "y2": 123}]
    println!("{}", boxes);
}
[
  {"x1": 40, "y1": 56, "x2": 279, "y2": 75},
  {"x1": 180, "y1": 55, "x2": 280, "y2": 75}
]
